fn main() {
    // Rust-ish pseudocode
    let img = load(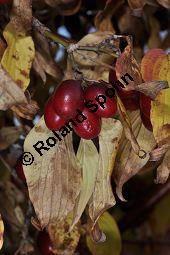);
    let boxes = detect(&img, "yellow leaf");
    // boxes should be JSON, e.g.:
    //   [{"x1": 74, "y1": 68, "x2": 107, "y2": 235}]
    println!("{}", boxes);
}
[
  {"x1": 0, "y1": 214, "x2": 4, "y2": 250},
  {"x1": 151, "y1": 54, "x2": 170, "y2": 145},
  {"x1": 1, "y1": 23, "x2": 35, "y2": 91},
  {"x1": 86, "y1": 212, "x2": 121, "y2": 255}
]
